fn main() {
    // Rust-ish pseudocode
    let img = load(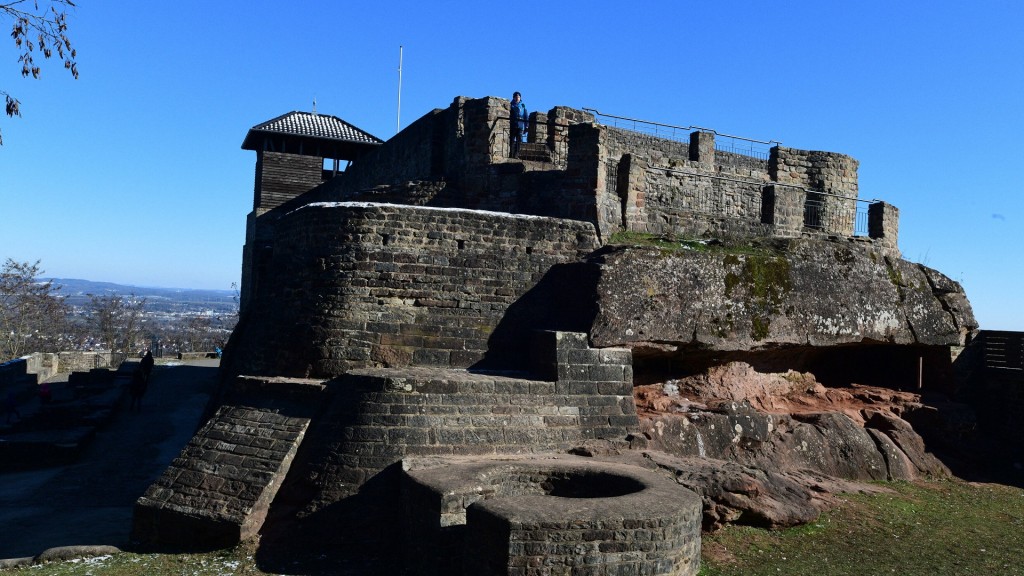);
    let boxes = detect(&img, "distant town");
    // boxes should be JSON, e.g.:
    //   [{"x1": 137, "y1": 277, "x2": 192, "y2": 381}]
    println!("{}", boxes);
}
[{"x1": 51, "y1": 278, "x2": 238, "y2": 358}]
